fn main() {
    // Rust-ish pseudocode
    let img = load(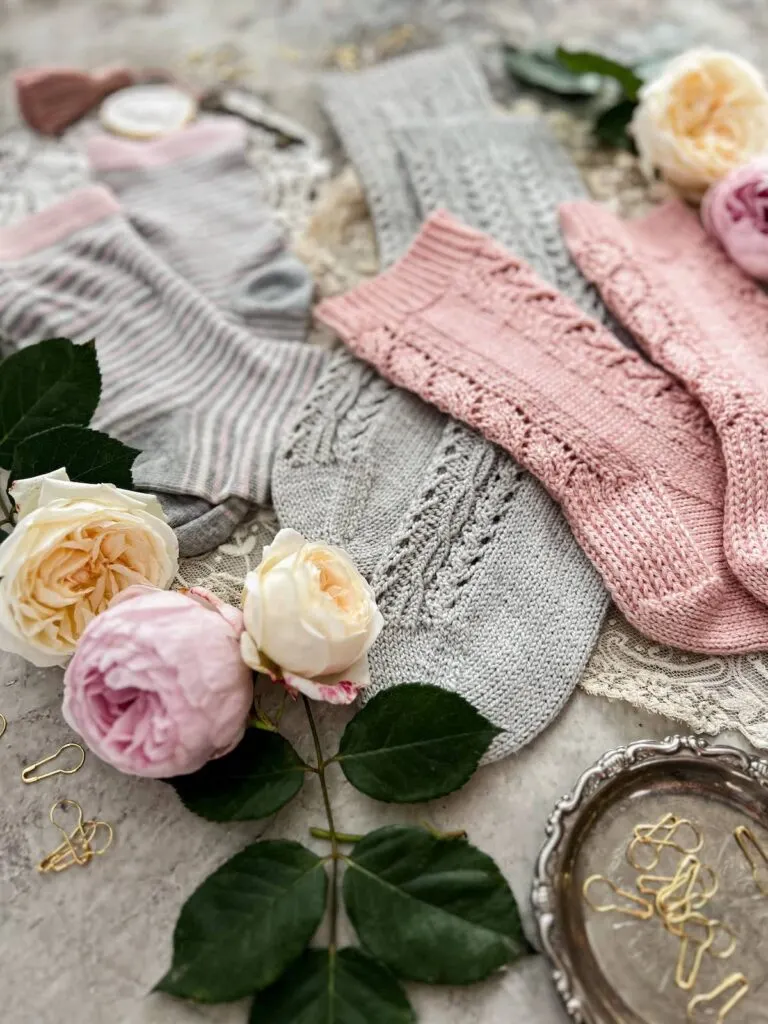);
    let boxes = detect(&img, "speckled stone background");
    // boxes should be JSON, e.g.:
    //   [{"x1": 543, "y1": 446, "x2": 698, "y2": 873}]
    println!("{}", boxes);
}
[{"x1": 0, "y1": 2, "x2": 765, "y2": 1023}]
